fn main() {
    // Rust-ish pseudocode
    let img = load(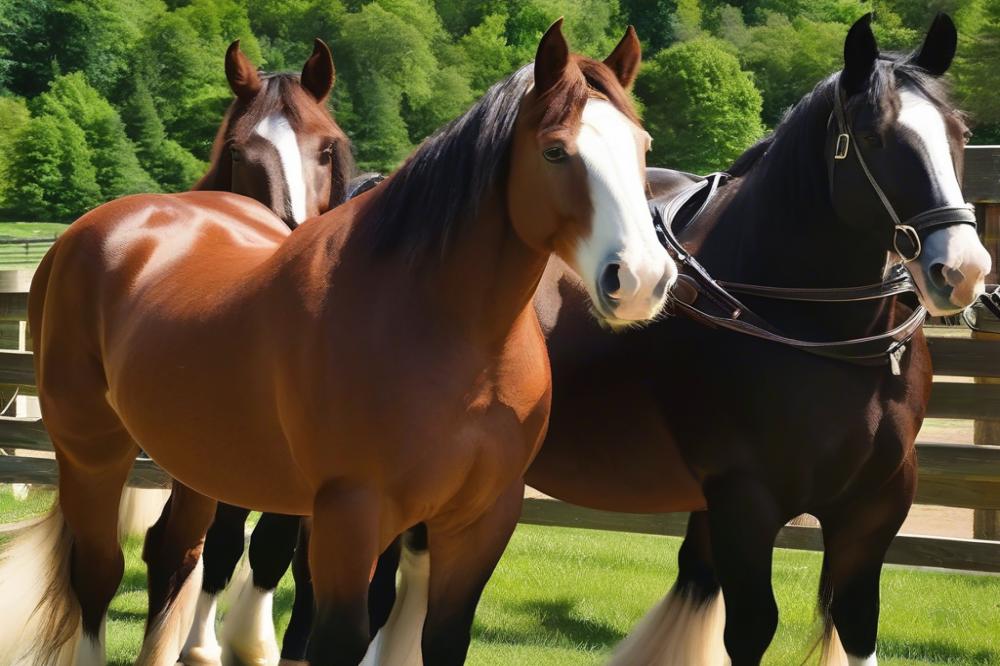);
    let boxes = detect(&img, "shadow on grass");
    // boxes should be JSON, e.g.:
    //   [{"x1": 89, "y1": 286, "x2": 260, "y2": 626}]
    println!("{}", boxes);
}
[
  {"x1": 878, "y1": 635, "x2": 998, "y2": 665},
  {"x1": 475, "y1": 597, "x2": 624, "y2": 650}
]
